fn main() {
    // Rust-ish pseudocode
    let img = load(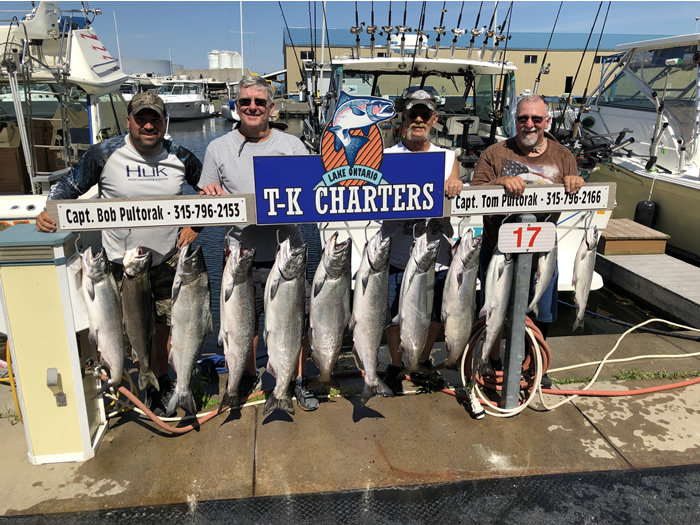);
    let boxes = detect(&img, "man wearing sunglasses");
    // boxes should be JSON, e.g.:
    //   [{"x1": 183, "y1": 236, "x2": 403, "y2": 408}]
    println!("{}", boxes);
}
[
  {"x1": 472, "y1": 94, "x2": 585, "y2": 383},
  {"x1": 36, "y1": 92, "x2": 204, "y2": 415},
  {"x1": 199, "y1": 76, "x2": 319, "y2": 412},
  {"x1": 380, "y1": 89, "x2": 464, "y2": 393}
]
